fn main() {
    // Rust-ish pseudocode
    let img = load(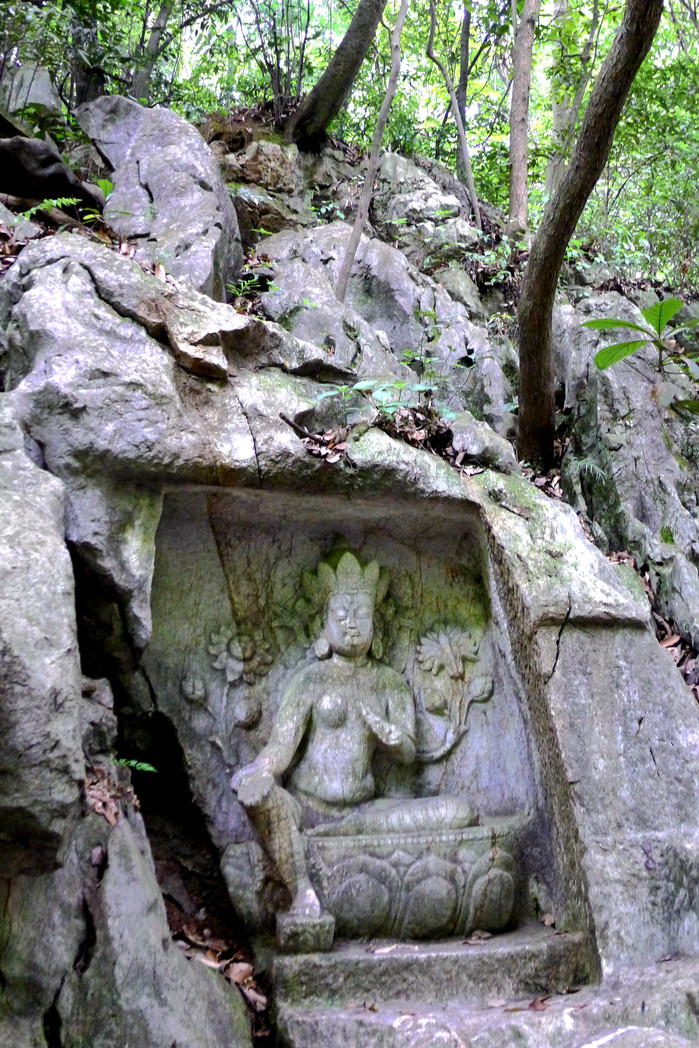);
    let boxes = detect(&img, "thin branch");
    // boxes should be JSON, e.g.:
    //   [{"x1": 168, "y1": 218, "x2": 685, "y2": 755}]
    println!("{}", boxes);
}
[
  {"x1": 335, "y1": 0, "x2": 411, "y2": 303},
  {"x1": 426, "y1": 0, "x2": 481, "y2": 228}
]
